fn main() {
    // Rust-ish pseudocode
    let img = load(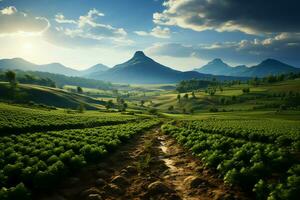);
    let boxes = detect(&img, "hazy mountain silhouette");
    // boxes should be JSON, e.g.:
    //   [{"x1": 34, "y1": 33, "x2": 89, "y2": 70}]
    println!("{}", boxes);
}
[
  {"x1": 0, "y1": 58, "x2": 80, "y2": 76},
  {"x1": 242, "y1": 59, "x2": 300, "y2": 77},
  {"x1": 0, "y1": 58, "x2": 109, "y2": 77},
  {"x1": 91, "y1": 51, "x2": 244, "y2": 84},
  {"x1": 81, "y1": 64, "x2": 109, "y2": 77},
  {"x1": 194, "y1": 58, "x2": 233, "y2": 75},
  {"x1": 194, "y1": 58, "x2": 300, "y2": 77}
]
